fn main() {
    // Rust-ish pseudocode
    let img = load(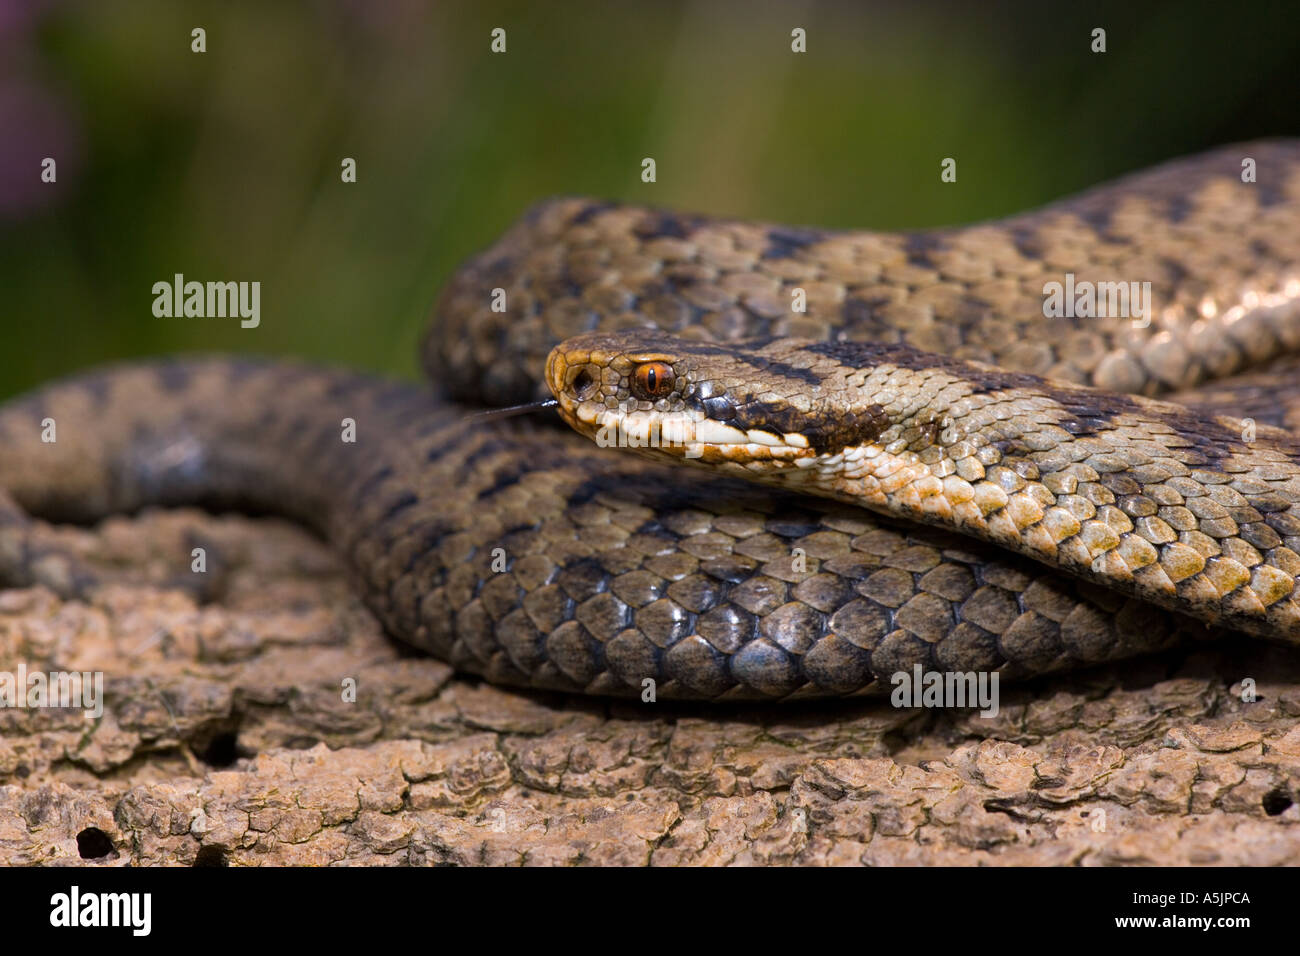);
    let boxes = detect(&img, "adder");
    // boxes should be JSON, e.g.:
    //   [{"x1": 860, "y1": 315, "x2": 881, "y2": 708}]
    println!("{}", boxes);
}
[{"x1": 3, "y1": 141, "x2": 1300, "y2": 700}]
